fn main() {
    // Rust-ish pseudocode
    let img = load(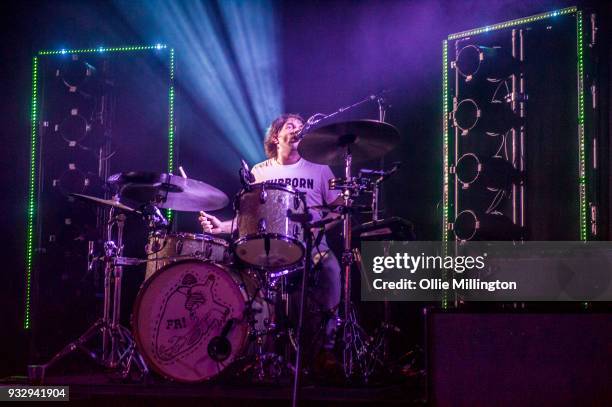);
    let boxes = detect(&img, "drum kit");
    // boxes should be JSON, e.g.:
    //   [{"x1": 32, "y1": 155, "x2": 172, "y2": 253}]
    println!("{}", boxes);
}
[{"x1": 28, "y1": 119, "x2": 406, "y2": 389}]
